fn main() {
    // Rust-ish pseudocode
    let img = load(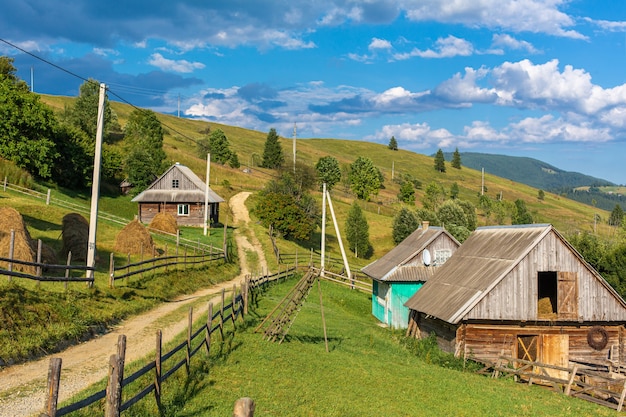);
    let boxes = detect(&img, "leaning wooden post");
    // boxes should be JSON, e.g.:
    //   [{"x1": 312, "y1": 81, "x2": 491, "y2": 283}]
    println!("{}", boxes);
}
[
  {"x1": 186, "y1": 306, "x2": 192, "y2": 375},
  {"x1": 109, "y1": 253, "x2": 115, "y2": 288},
  {"x1": 154, "y1": 330, "x2": 162, "y2": 410},
  {"x1": 243, "y1": 278, "x2": 249, "y2": 316},
  {"x1": 46, "y1": 189, "x2": 51, "y2": 205},
  {"x1": 231, "y1": 284, "x2": 238, "y2": 325},
  {"x1": 233, "y1": 398, "x2": 256, "y2": 417},
  {"x1": 105, "y1": 353, "x2": 123, "y2": 417},
  {"x1": 223, "y1": 220, "x2": 228, "y2": 261},
  {"x1": 565, "y1": 365, "x2": 578, "y2": 396},
  {"x1": 42, "y1": 357, "x2": 62, "y2": 417},
  {"x1": 176, "y1": 230, "x2": 180, "y2": 255},
  {"x1": 618, "y1": 378, "x2": 626, "y2": 412},
  {"x1": 64, "y1": 251, "x2": 72, "y2": 291},
  {"x1": 206, "y1": 302, "x2": 213, "y2": 355},
  {"x1": 36, "y1": 239, "x2": 43, "y2": 278}
]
